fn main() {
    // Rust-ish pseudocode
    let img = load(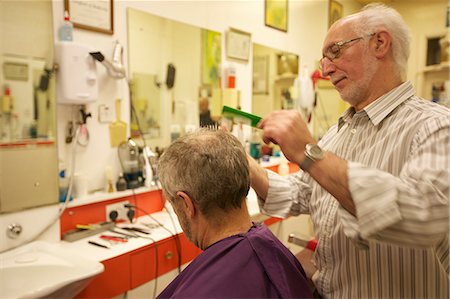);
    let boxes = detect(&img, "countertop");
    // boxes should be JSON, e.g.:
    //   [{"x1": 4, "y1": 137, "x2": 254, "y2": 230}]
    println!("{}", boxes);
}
[{"x1": 59, "y1": 188, "x2": 267, "y2": 262}]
